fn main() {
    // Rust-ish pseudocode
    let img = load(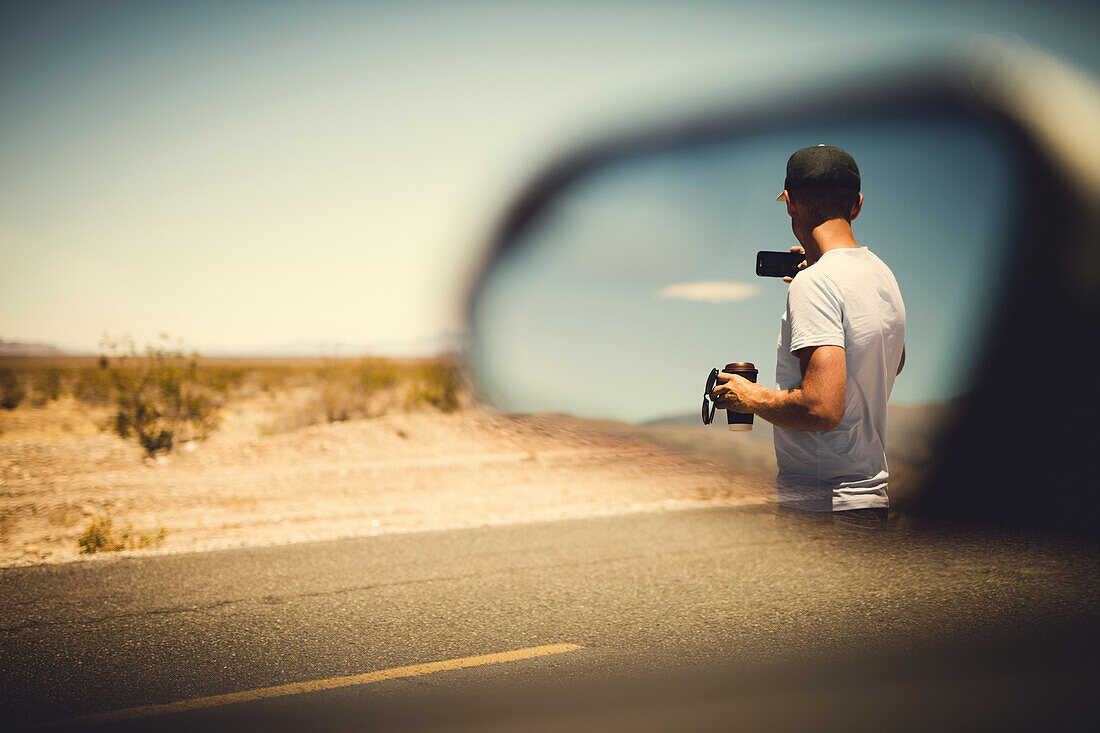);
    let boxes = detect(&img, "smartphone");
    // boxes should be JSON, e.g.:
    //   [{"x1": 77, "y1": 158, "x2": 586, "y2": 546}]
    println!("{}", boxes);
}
[{"x1": 755, "y1": 250, "x2": 805, "y2": 278}]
